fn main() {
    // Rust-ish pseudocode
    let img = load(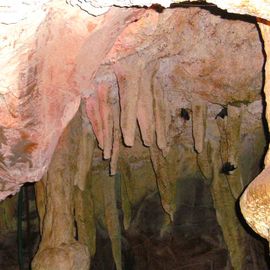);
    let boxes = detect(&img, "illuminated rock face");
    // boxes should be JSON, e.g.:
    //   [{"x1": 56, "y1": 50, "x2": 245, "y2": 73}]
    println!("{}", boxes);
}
[
  {"x1": 1, "y1": 1, "x2": 270, "y2": 269},
  {"x1": 0, "y1": 2, "x2": 143, "y2": 200},
  {"x1": 31, "y1": 6, "x2": 268, "y2": 270},
  {"x1": 240, "y1": 22, "x2": 270, "y2": 245},
  {"x1": 0, "y1": 0, "x2": 268, "y2": 200},
  {"x1": 67, "y1": 0, "x2": 270, "y2": 20}
]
